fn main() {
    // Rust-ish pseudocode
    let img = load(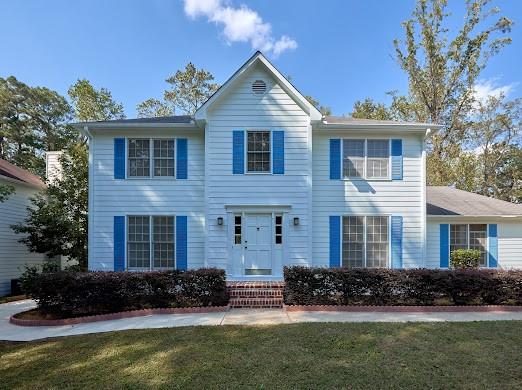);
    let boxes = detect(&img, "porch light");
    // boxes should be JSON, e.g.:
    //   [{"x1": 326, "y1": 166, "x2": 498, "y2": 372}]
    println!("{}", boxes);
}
[
  {"x1": 217, "y1": 217, "x2": 224, "y2": 226},
  {"x1": 293, "y1": 217, "x2": 300, "y2": 226}
]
